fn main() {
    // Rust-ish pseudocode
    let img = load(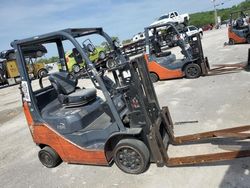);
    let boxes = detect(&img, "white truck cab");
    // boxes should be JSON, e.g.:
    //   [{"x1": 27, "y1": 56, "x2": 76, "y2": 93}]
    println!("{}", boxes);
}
[
  {"x1": 151, "y1": 11, "x2": 189, "y2": 27},
  {"x1": 185, "y1": 25, "x2": 203, "y2": 37}
]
